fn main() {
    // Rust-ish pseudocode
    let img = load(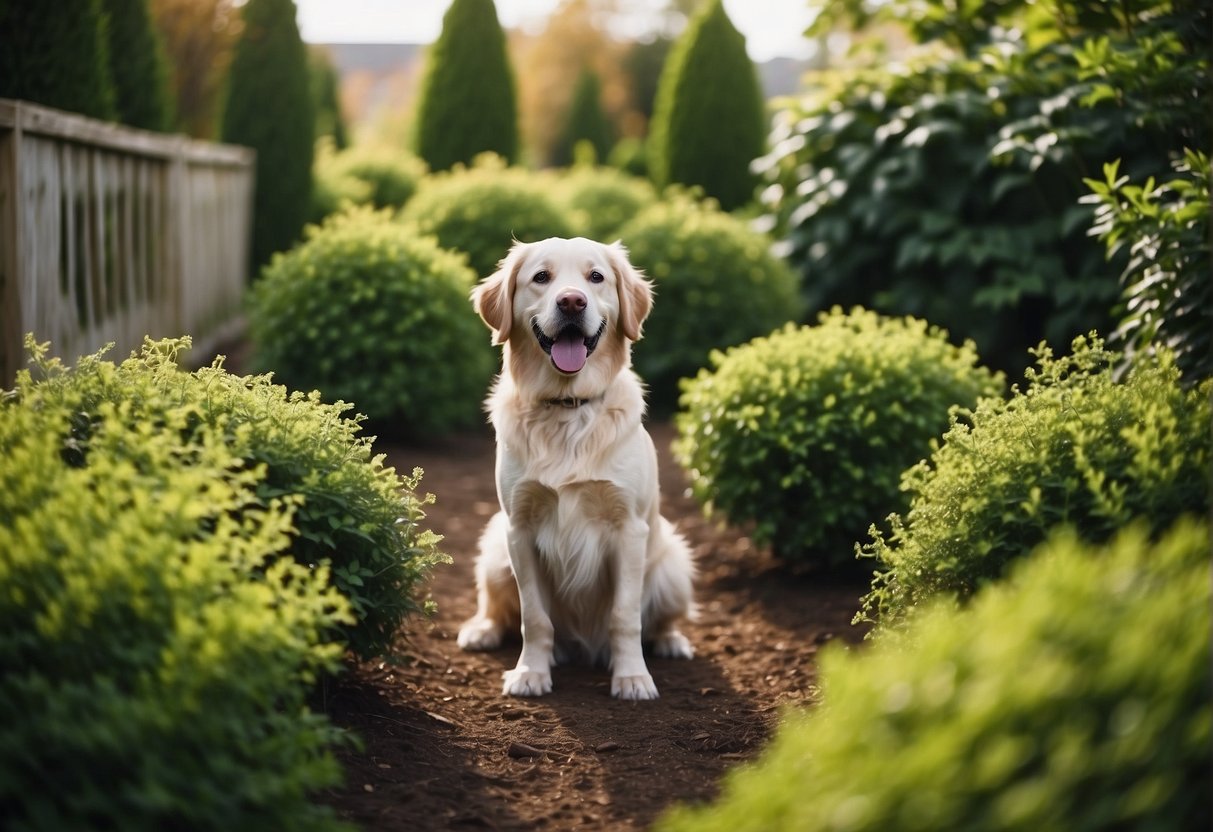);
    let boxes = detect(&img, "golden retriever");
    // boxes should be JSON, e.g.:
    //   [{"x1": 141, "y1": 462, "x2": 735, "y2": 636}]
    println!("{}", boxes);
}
[{"x1": 457, "y1": 237, "x2": 695, "y2": 700}]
